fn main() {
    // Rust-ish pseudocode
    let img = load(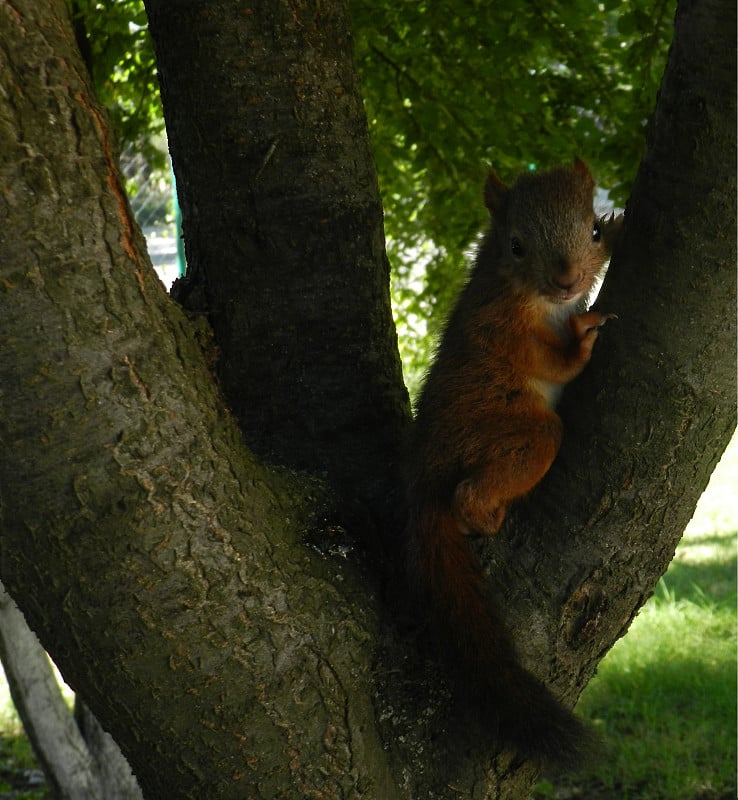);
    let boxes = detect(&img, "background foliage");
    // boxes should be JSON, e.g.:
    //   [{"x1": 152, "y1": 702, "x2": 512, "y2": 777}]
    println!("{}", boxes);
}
[{"x1": 67, "y1": 0, "x2": 676, "y2": 393}]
